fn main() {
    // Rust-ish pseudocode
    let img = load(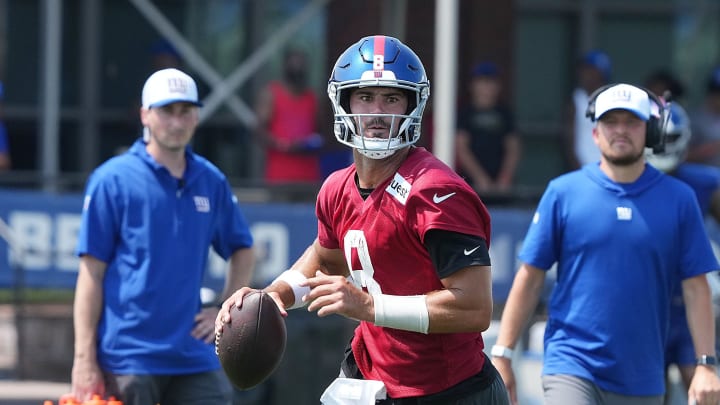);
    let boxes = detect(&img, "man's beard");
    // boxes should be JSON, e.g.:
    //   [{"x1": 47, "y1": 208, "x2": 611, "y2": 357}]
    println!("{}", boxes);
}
[{"x1": 602, "y1": 149, "x2": 644, "y2": 166}]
